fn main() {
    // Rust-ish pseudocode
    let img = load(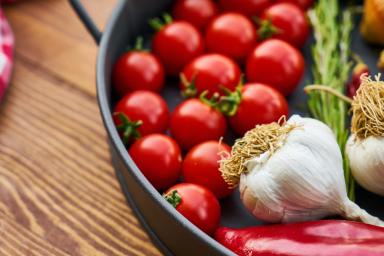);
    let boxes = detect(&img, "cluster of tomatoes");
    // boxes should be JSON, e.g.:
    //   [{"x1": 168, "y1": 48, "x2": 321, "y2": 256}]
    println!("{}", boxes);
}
[{"x1": 112, "y1": 0, "x2": 312, "y2": 236}]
